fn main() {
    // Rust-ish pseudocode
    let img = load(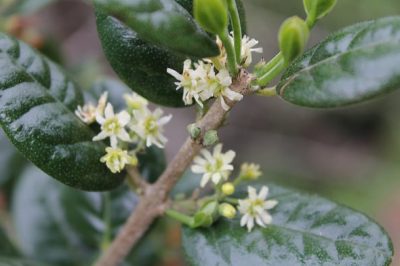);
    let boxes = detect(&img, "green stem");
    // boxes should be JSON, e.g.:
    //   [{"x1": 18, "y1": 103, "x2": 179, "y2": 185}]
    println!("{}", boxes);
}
[
  {"x1": 219, "y1": 30, "x2": 238, "y2": 76},
  {"x1": 224, "y1": 197, "x2": 239, "y2": 205},
  {"x1": 165, "y1": 209, "x2": 194, "y2": 227},
  {"x1": 227, "y1": 0, "x2": 242, "y2": 65},
  {"x1": 255, "y1": 52, "x2": 286, "y2": 86}
]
